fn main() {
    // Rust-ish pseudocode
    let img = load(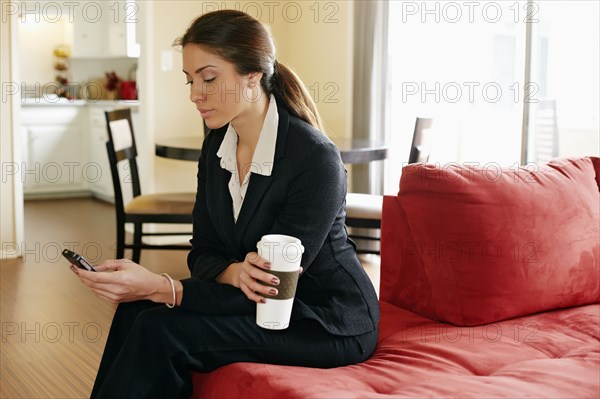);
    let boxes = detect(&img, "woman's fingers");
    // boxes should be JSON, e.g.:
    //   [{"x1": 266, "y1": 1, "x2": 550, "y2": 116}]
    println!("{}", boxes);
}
[
  {"x1": 245, "y1": 252, "x2": 271, "y2": 270},
  {"x1": 241, "y1": 272, "x2": 278, "y2": 297},
  {"x1": 93, "y1": 264, "x2": 114, "y2": 272},
  {"x1": 242, "y1": 254, "x2": 279, "y2": 284},
  {"x1": 239, "y1": 280, "x2": 267, "y2": 304},
  {"x1": 70, "y1": 257, "x2": 158, "y2": 304},
  {"x1": 237, "y1": 255, "x2": 278, "y2": 301},
  {"x1": 246, "y1": 265, "x2": 280, "y2": 286},
  {"x1": 74, "y1": 268, "x2": 130, "y2": 298},
  {"x1": 95, "y1": 258, "x2": 132, "y2": 272},
  {"x1": 240, "y1": 263, "x2": 279, "y2": 295},
  {"x1": 238, "y1": 251, "x2": 303, "y2": 302},
  {"x1": 76, "y1": 268, "x2": 115, "y2": 284}
]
